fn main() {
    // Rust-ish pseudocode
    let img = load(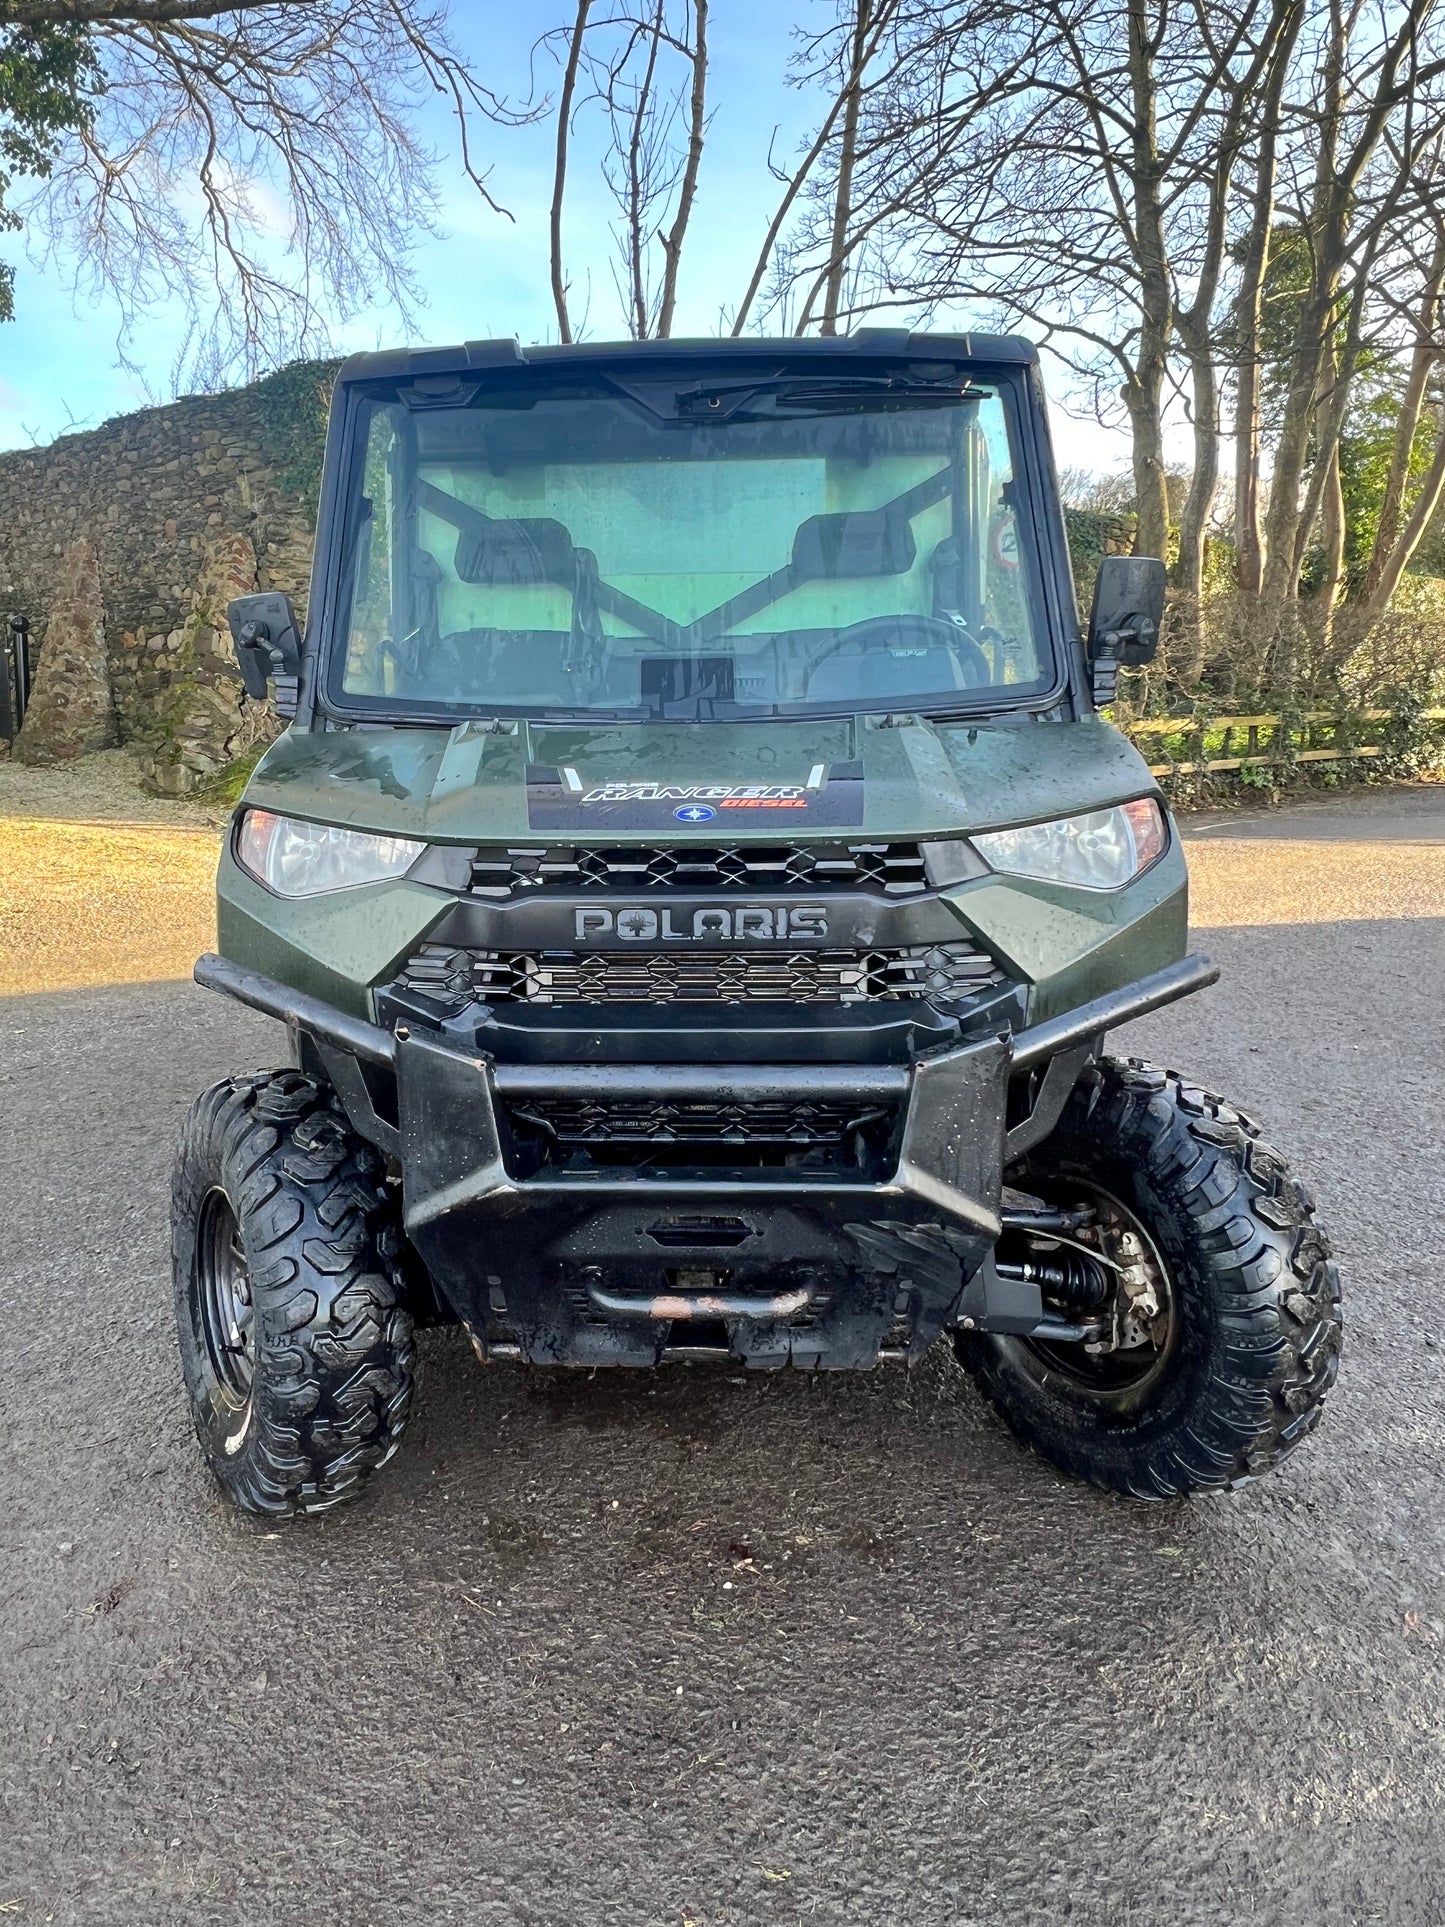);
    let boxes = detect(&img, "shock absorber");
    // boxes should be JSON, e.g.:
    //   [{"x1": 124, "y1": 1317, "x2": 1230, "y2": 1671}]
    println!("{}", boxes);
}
[{"x1": 994, "y1": 1249, "x2": 1110, "y2": 1312}]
